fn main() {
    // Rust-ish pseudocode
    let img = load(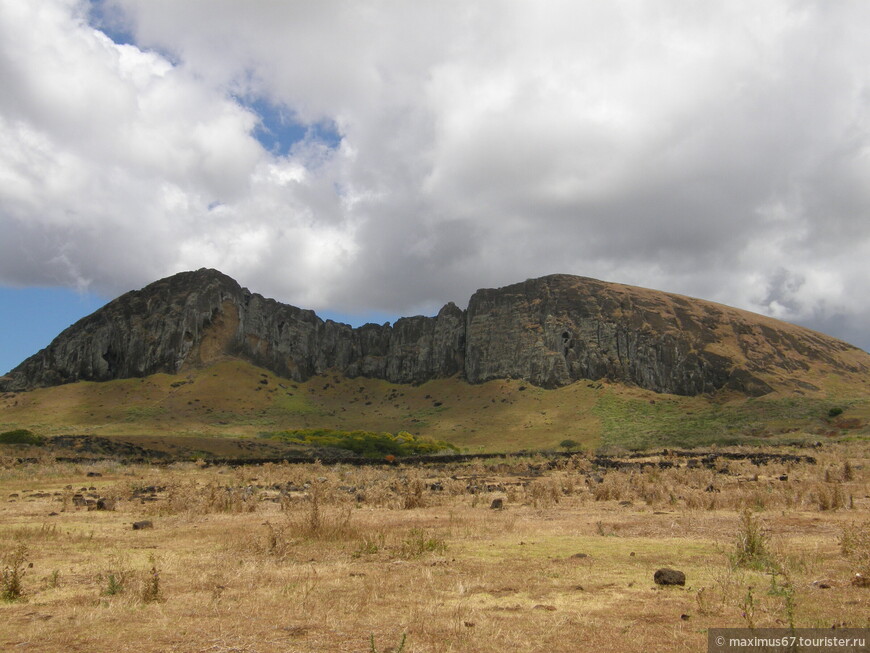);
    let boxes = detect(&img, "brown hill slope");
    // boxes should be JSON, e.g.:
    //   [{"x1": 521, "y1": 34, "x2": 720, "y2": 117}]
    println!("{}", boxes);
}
[
  {"x1": 1, "y1": 270, "x2": 868, "y2": 397},
  {"x1": 2, "y1": 358, "x2": 868, "y2": 454}
]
